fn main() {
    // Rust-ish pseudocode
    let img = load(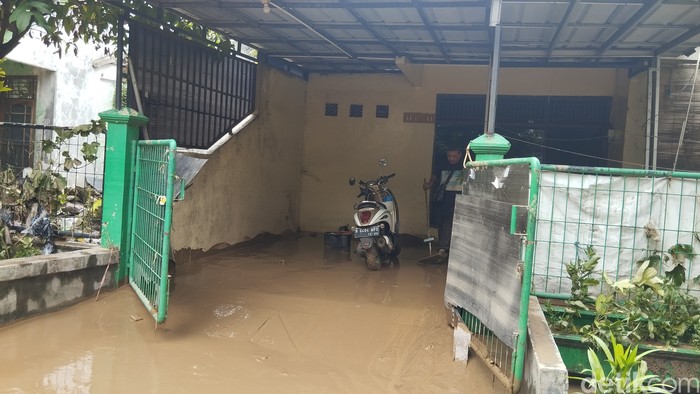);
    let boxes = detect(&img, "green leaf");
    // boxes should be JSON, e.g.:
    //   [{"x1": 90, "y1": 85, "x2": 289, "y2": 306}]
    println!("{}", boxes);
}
[
  {"x1": 595, "y1": 294, "x2": 611, "y2": 315},
  {"x1": 53, "y1": 175, "x2": 67, "y2": 191},
  {"x1": 582, "y1": 278, "x2": 600, "y2": 287},
  {"x1": 3, "y1": 31, "x2": 14, "y2": 45},
  {"x1": 586, "y1": 348, "x2": 605, "y2": 381},
  {"x1": 666, "y1": 264, "x2": 687, "y2": 287},
  {"x1": 55, "y1": 129, "x2": 74, "y2": 141},
  {"x1": 589, "y1": 334, "x2": 614, "y2": 363},
  {"x1": 81, "y1": 141, "x2": 100, "y2": 163},
  {"x1": 63, "y1": 157, "x2": 81, "y2": 171},
  {"x1": 41, "y1": 140, "x2": 58, "y2": 153},
  {"x1": 568, "y1": 300, "x2": 589, "y2": 311},
  {"x1": 9, "y1": 6, "x2": 34, "y2": 33}
]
